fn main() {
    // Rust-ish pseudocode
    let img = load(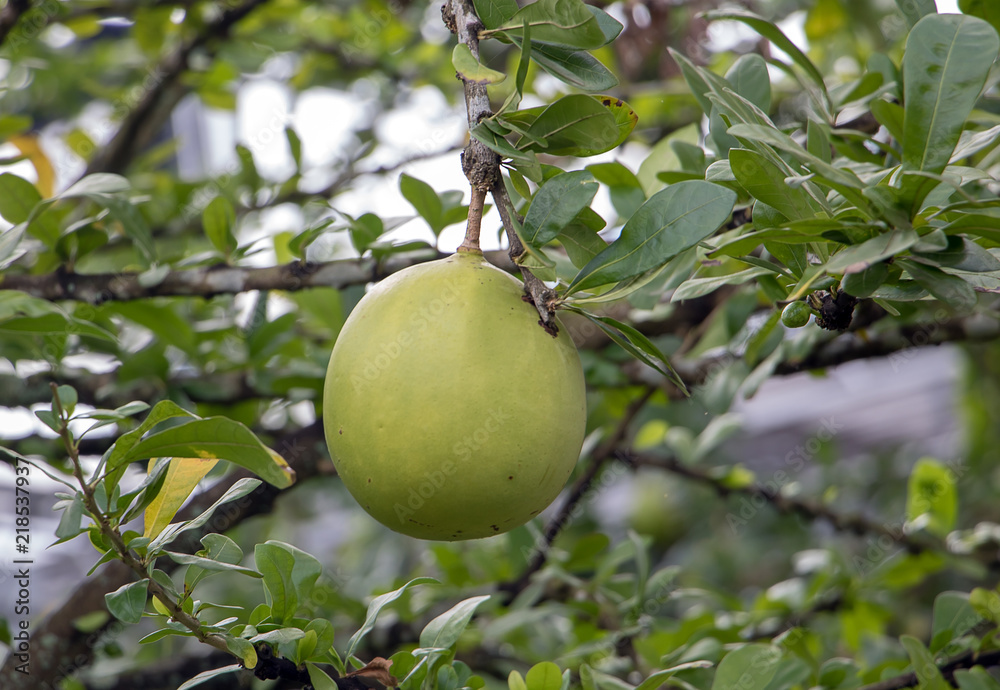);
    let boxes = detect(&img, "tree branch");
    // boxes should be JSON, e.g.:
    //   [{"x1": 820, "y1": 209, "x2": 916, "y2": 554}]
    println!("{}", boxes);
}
[
  {"x1": 627, "y1": 451, "x2": 999, "y2": 570},
  {"x1": 444, "y1": 0, "x2": 557, "y2": 331},
  {"x1": 857, "y1": 648, "x2": 1000, "y2": 690},
  {"x1": 0, "y1": 252, "x2": 443, "y2": 303},
  {"x1": 85, "y1": 0, "x2": 270, "y2": 175},
  {"x1": 498, "y1": 387, "x2": 658, "y2": 603},
  {"x1": 0, "y1": 420, "x2": 328, "y2": 689},
  {"x1": 51, "y1": 386, "x2": 231, "y2": 657}
]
